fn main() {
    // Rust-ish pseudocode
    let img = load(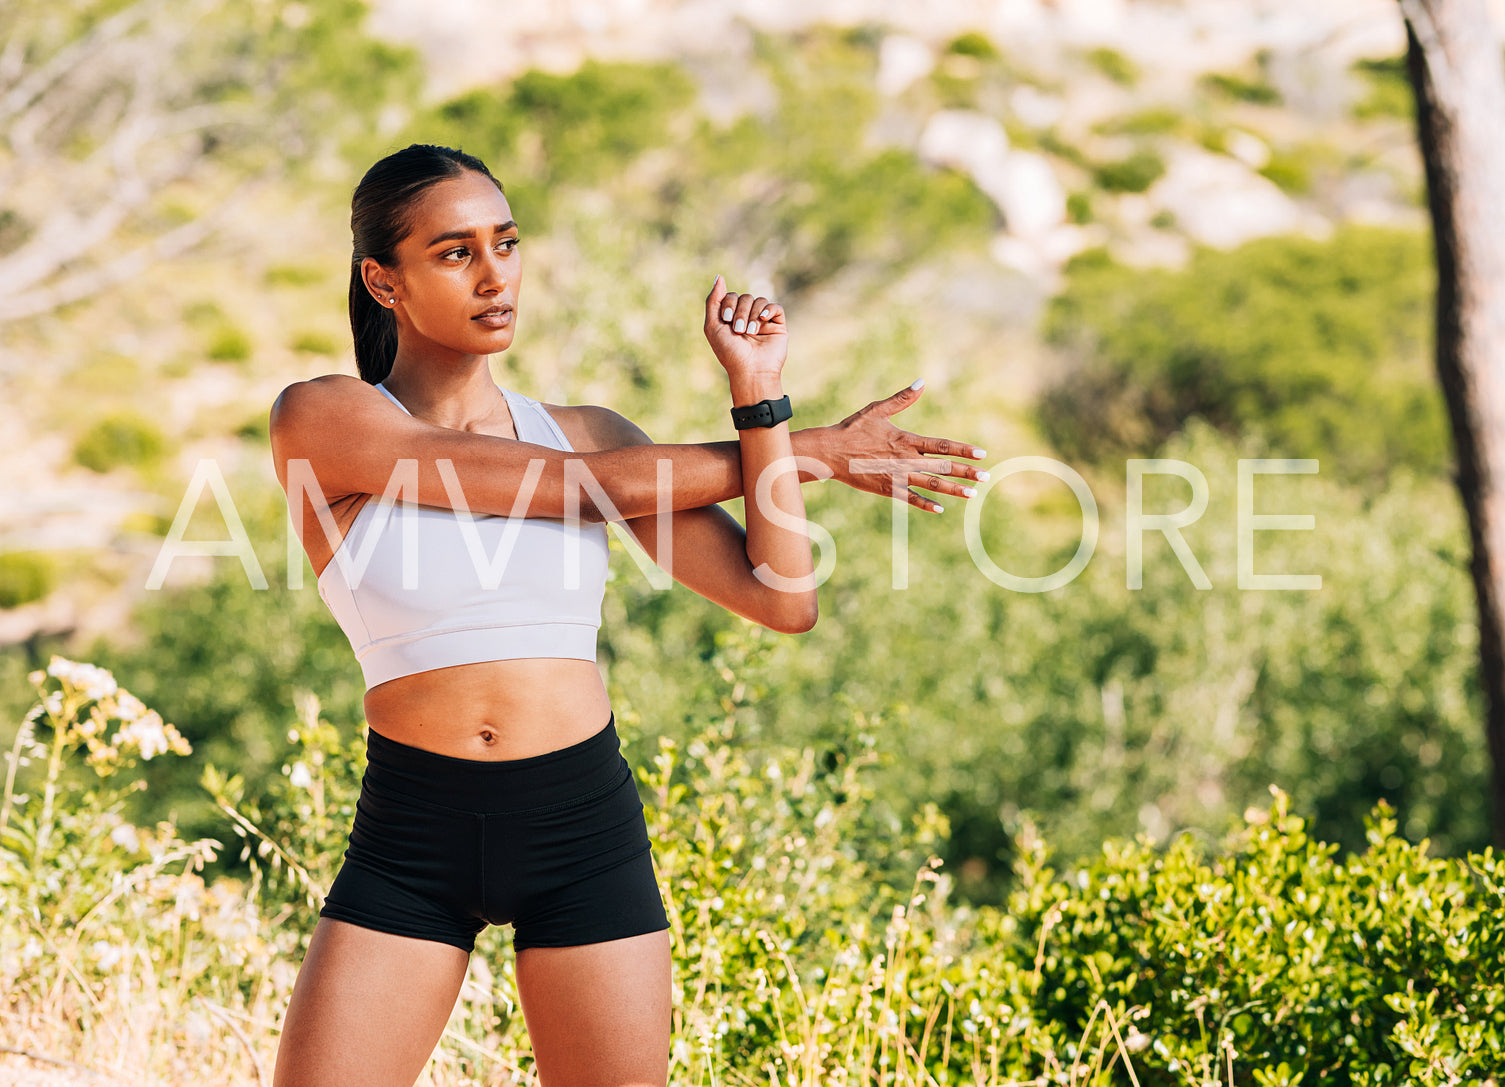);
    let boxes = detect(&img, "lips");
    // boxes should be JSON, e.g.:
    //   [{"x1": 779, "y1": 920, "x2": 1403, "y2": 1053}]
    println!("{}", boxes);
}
[{"x1": 473, "y1": 305, "x2": 513, "y2": 328}]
